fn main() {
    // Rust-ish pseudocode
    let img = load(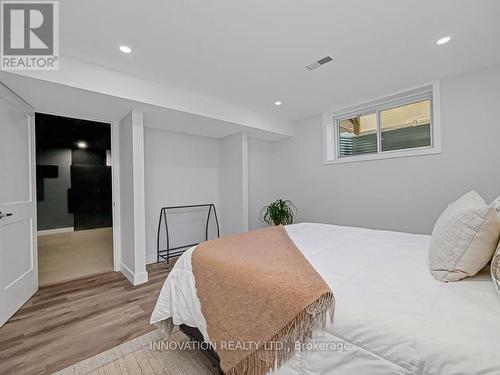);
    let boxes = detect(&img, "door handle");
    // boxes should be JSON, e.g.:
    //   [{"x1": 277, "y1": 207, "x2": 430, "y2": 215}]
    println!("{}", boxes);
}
[{"x1": 0, "y1": 211, "x2": 13, "y2": 219}]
